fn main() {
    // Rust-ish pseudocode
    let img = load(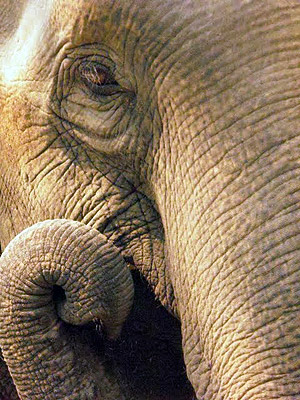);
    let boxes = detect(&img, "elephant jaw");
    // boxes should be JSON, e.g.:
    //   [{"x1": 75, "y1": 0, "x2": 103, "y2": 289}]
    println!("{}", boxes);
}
[{"x1": 0, "y1": 219, "x2": 134, "y2": 400}]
